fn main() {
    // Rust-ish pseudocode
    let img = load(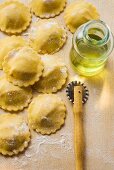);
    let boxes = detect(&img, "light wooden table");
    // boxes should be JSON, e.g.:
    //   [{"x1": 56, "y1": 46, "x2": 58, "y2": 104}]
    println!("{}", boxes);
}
[{"x1": 0, "y1": 0, "x2": 113, "y2": 170}]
